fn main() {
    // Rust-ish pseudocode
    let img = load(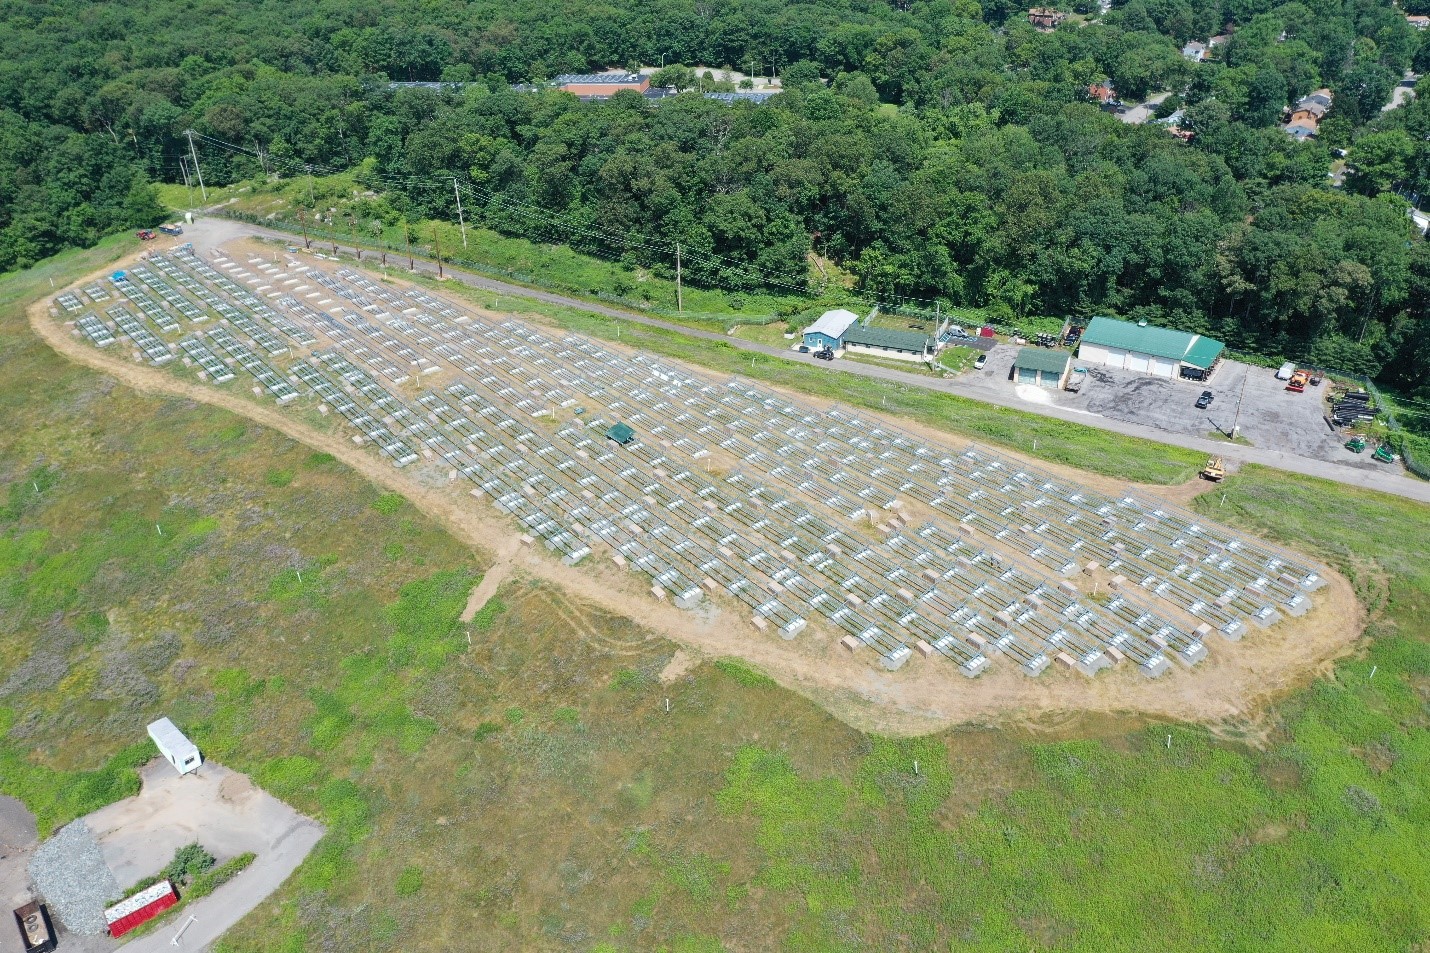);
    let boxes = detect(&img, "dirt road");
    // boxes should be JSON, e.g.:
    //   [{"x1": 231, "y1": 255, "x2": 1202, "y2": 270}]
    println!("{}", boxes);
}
[
  {"x1": 29, "y1": 244, "x2": 1367, "y2": 737},
  {"x1": 208, "y1": 217, "x2": 1430, "y2": 505}
]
